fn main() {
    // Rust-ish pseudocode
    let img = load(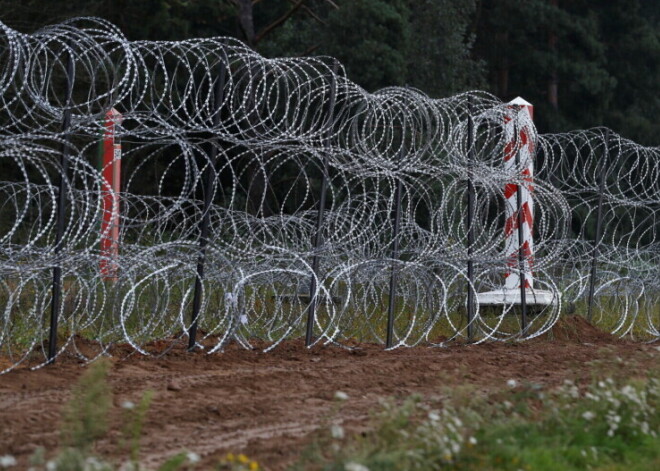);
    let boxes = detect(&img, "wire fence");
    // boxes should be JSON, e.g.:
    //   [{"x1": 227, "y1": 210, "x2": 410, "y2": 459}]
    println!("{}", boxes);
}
[{"x1": 0, "y1": 18, "x2": 658, "y2": 373}]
